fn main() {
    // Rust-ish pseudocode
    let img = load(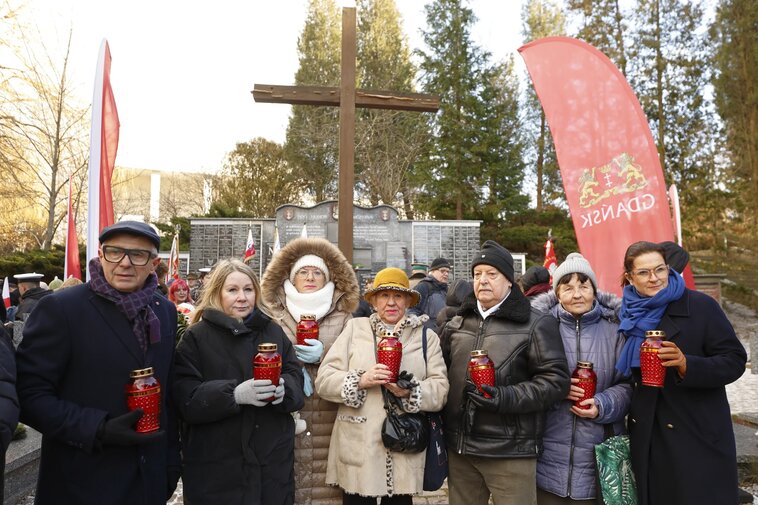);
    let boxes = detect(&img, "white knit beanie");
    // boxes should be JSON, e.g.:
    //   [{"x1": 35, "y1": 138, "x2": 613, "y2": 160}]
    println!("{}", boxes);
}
[
  {"x1": 552, "y1": 252, "x2": 597, "y2": 291},
  {"x1": 289, "y1": 254, "x2": 330, "y2": 283}
]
